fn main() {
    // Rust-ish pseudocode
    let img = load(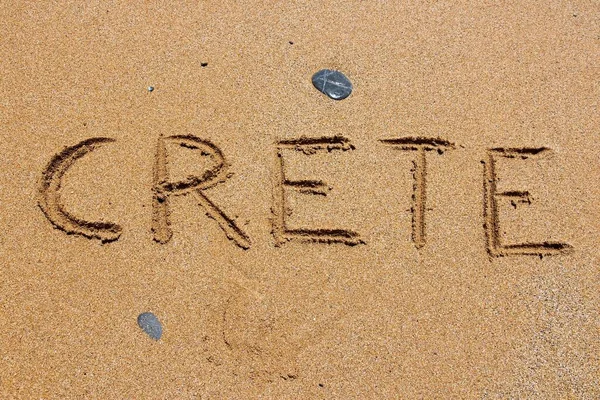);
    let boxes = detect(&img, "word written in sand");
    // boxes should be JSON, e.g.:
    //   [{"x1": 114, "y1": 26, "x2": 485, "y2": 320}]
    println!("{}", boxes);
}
[
  {"x1": 312, "y1": 69, "x2": 353, "y2": 100},
  {"x1": 137, "y1": 312, "x2": 163, "y2": 340},
  {"x1": 38, "y1": 135, "x2": 573, "y2": 257}
]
